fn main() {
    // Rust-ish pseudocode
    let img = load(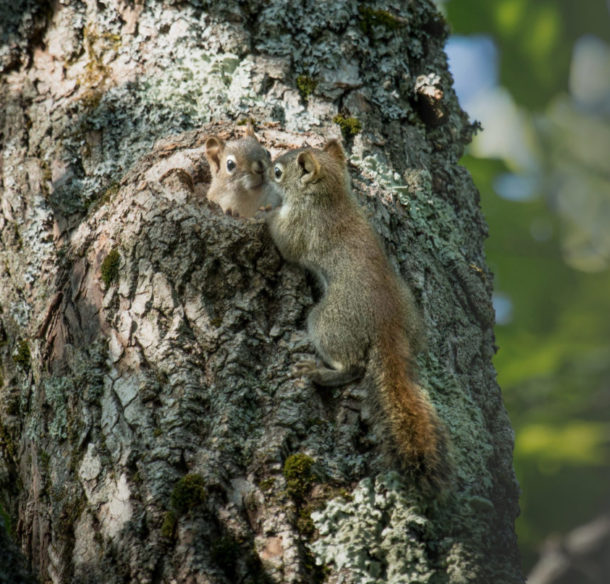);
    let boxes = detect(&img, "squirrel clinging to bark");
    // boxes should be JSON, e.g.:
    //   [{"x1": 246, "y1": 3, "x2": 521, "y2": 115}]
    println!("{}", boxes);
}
[
  {"x1": 264, "y1": 140, "x2": 449, "y2": 488},
  {"x1": 204, "y1": 122, "x2": 279, "y2": 218}
]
